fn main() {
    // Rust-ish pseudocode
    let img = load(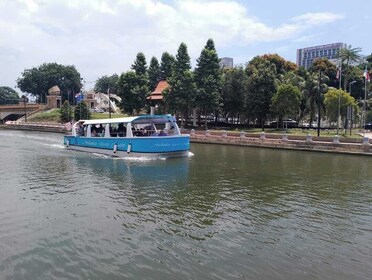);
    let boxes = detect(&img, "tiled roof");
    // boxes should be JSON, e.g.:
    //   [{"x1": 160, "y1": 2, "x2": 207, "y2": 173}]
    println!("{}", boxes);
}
[{"x1": 147, "y1": 80, "x2": 169, "y2": 101}]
